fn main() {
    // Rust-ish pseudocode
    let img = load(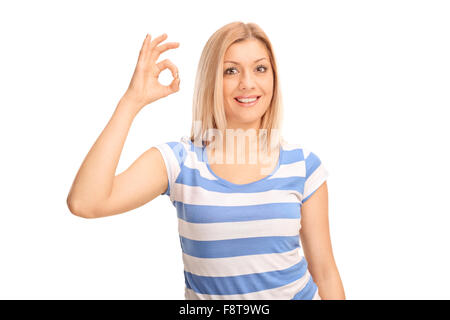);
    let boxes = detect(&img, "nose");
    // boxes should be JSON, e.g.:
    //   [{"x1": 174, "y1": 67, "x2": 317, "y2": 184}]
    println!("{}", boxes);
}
[{"x1": 239, "y1": 70, "x2": 256, "y2": 90}]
